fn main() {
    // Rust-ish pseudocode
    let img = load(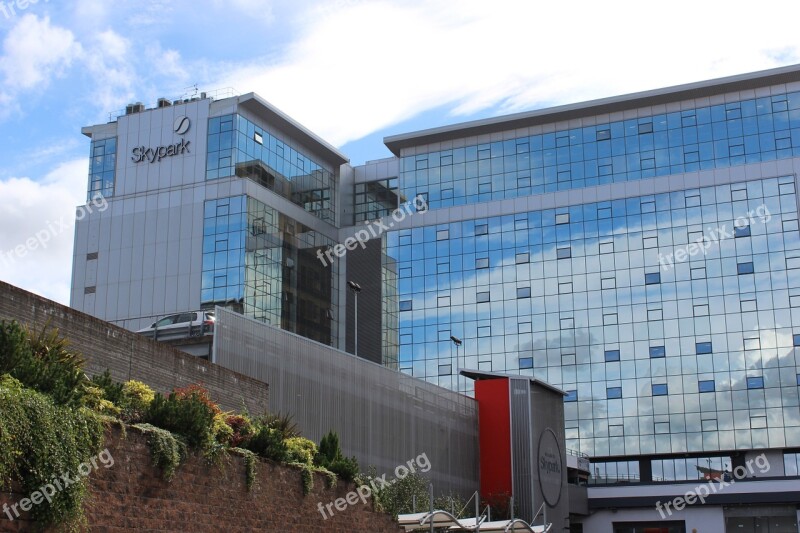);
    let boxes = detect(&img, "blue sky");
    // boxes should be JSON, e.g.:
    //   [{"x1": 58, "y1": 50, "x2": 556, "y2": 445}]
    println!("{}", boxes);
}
[{"x1": 1, "y1": 0, "x2": 799, "y2": 304}]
